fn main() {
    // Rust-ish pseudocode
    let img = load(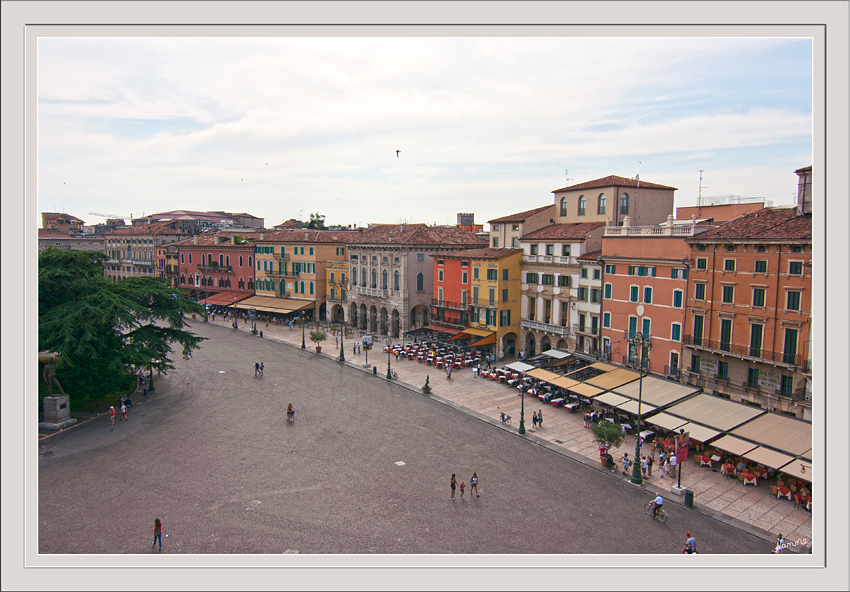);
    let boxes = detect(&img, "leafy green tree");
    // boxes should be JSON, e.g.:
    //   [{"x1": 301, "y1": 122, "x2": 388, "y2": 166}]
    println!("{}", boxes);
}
[
  {"x1": 38, "y1": 248, "x2": 206, "y2": 409},
  {"x1": 590, "y1": 421, "x2": 625, "y2": 452},
  {"x1": 305, "y1": 212, "x2": 326, "y2": 230}
]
